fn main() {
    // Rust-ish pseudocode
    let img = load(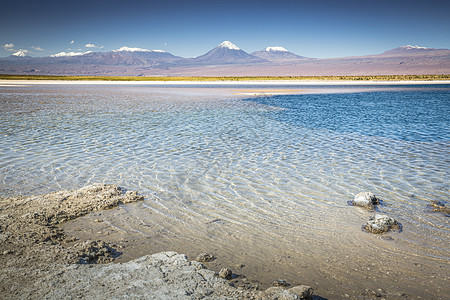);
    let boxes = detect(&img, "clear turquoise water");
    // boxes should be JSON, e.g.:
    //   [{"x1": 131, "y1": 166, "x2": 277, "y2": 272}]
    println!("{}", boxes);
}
[{"x1": 1, "y1": 83, "x2": 449, "y2": 296}]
